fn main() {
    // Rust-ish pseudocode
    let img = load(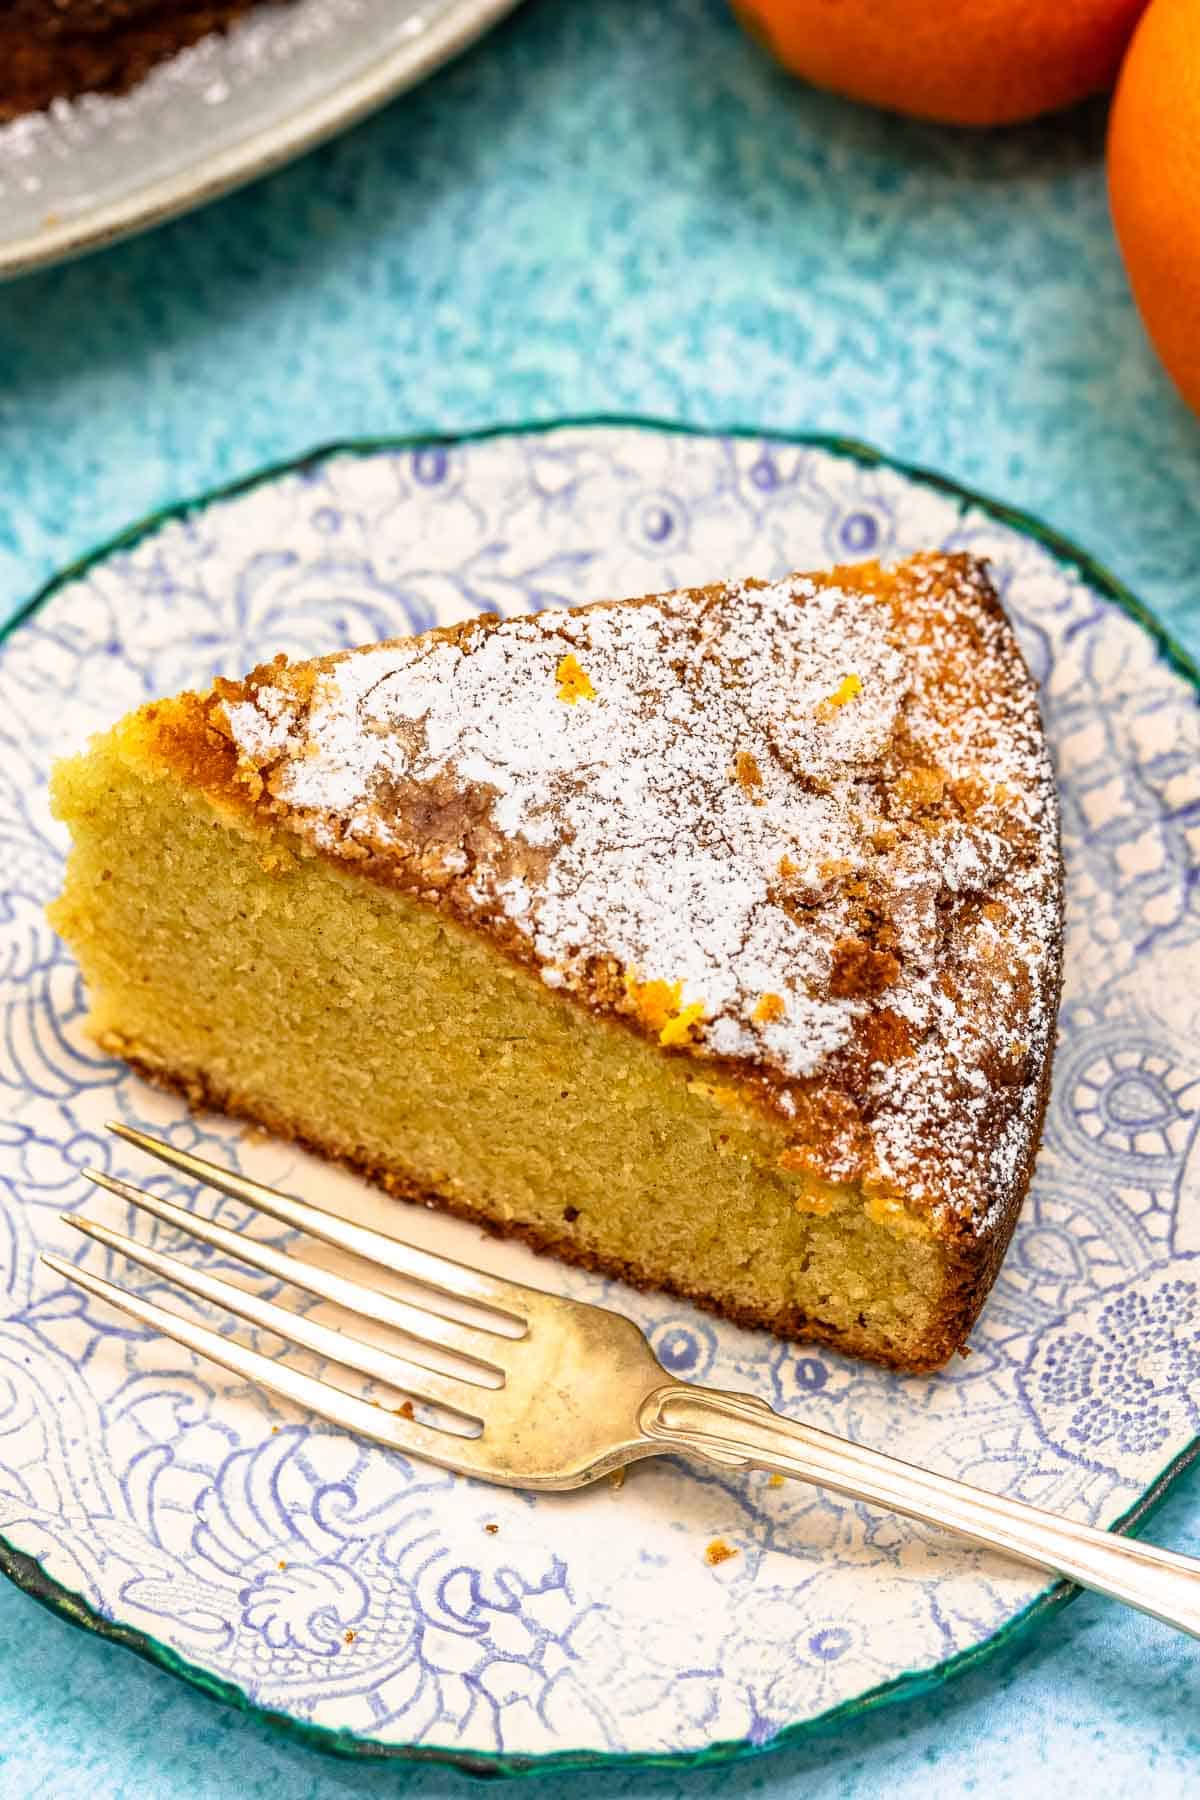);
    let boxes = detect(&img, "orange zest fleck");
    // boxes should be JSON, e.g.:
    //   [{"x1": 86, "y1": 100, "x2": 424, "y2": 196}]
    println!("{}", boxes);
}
[
  {"x1": 624, "y1": 969, "x2": 707, "y2": 1046},
  {"x1": 816, "y1": 671, "x2": 862, "y2": 718},
  {"x1": 704, "y1": 1538, "x2": 739, "y2": 1567},
  {"x1": 733, "y1": 749, "x2": 763, "y2": 795},
  {"x1": 659, "y1": 1000, "x2": 706, "y2": 1047},
  {"x1": 343, "y1": 1629, "x2": 357, "y2": 1644},
  {"x1": 767, "y1": 1473, "x2": 785, "y2": 1489},
  {"x1": 395, "y1": 1399, "x2": 415, "y2": 1420},
  {"x1": 753, "y1": 992, "x2": 786, "y2": 1024},
  {"x1": 624, "y1": 970, "x2": 682, "y2": 1032},
  {"x1": 556, "y1": 652, "x2": 596, "y2": 704},
  {"x1": 484, "y1": 1522, "x2": 499, "y2": 1535}
]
